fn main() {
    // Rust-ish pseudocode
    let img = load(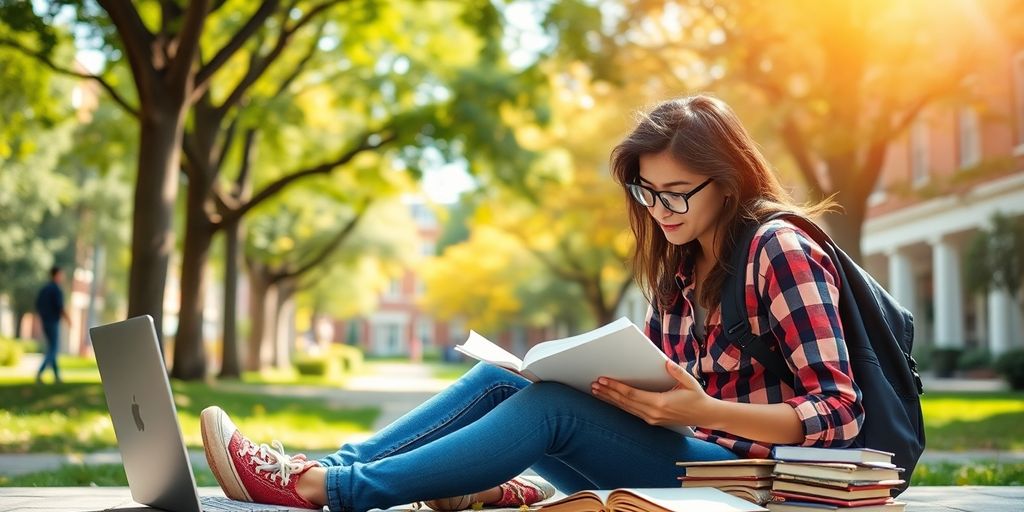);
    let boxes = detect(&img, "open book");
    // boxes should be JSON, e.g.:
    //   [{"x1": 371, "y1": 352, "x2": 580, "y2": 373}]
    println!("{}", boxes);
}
[
  {"x1": 538, "y1": 487, "x2": 767, "y2": 512},
  {"x1": 455, "y1": 317, "x2": 694, "y2": 436}
]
